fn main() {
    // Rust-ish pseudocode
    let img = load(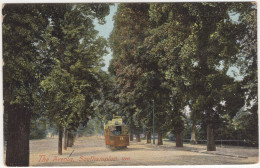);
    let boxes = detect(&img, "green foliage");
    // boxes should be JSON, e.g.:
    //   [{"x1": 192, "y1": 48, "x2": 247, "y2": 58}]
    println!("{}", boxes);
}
[
  {"x1": 41, "y1": 62, "x2": 83, "y2": 127},
  {"x1": 3, "y1": 4, "x2": 49, "y2": 109},
  {"x1": 40, "y1": 4, "x2": 110, "y2": 131},
  {"x1": 77, "y1": 117, "x2": 103, "y2": 136},
  {"x1": 109, "y1": 2, "x2": 257, "y2": 146},
  {"x1": 30, "y1": 117, "x2": 47, "y2": 139},
  {"x1": 3, "y1": 3, "x2": 257, "y2": 150},
  {"x1": 109, "y1": 3, "x2": 152, "y2": 128},
  {"x1": 3, "y1": 4, "x2": 111, "y2": 149}
]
